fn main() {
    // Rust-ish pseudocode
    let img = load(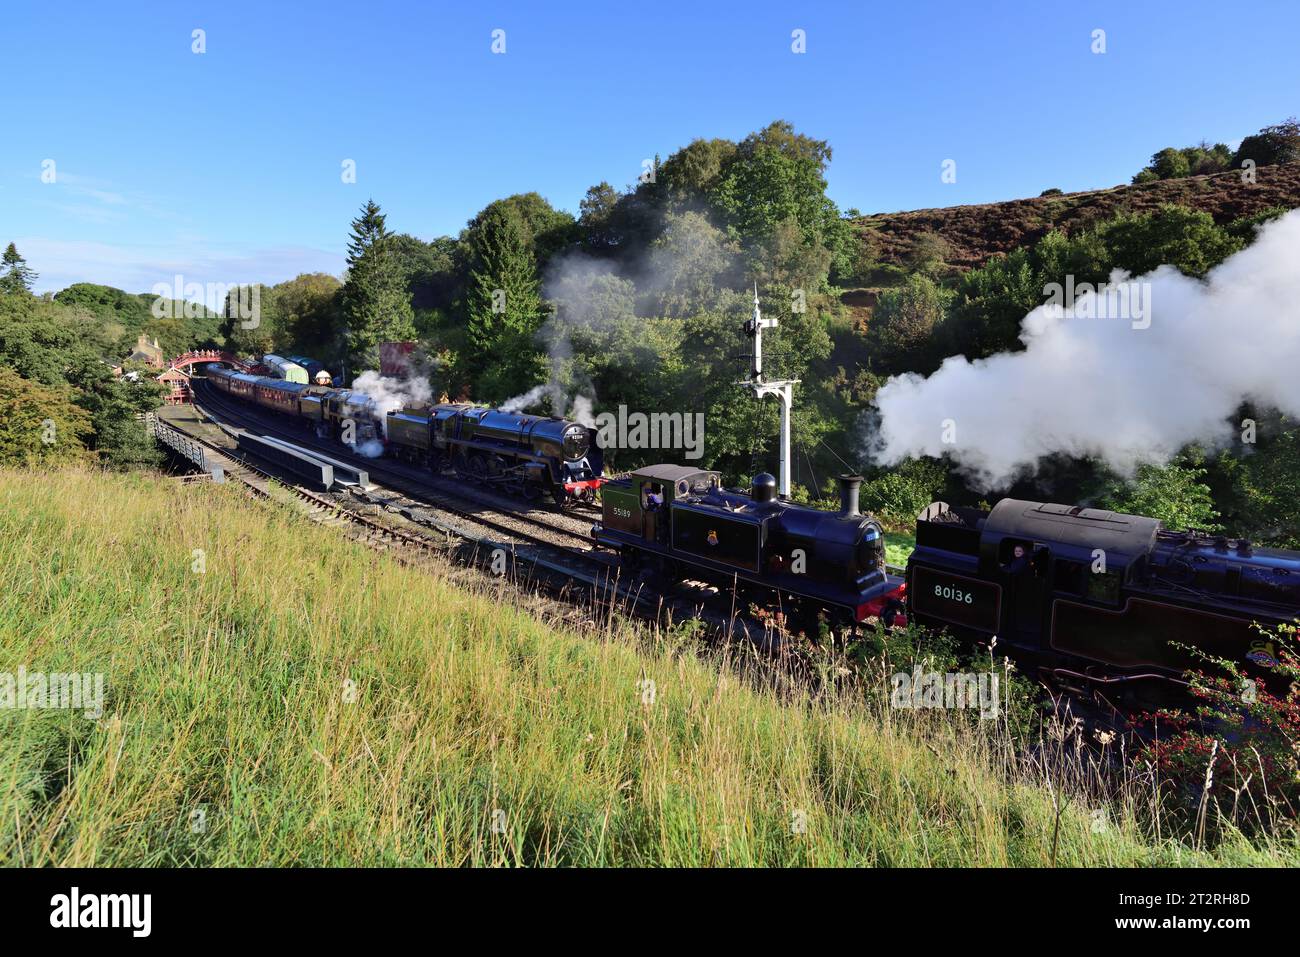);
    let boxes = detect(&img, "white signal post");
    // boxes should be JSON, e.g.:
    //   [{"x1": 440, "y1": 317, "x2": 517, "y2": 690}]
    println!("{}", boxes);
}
[{"x1": 739, "y1": 286, "x2": 798, "y2": 499}]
